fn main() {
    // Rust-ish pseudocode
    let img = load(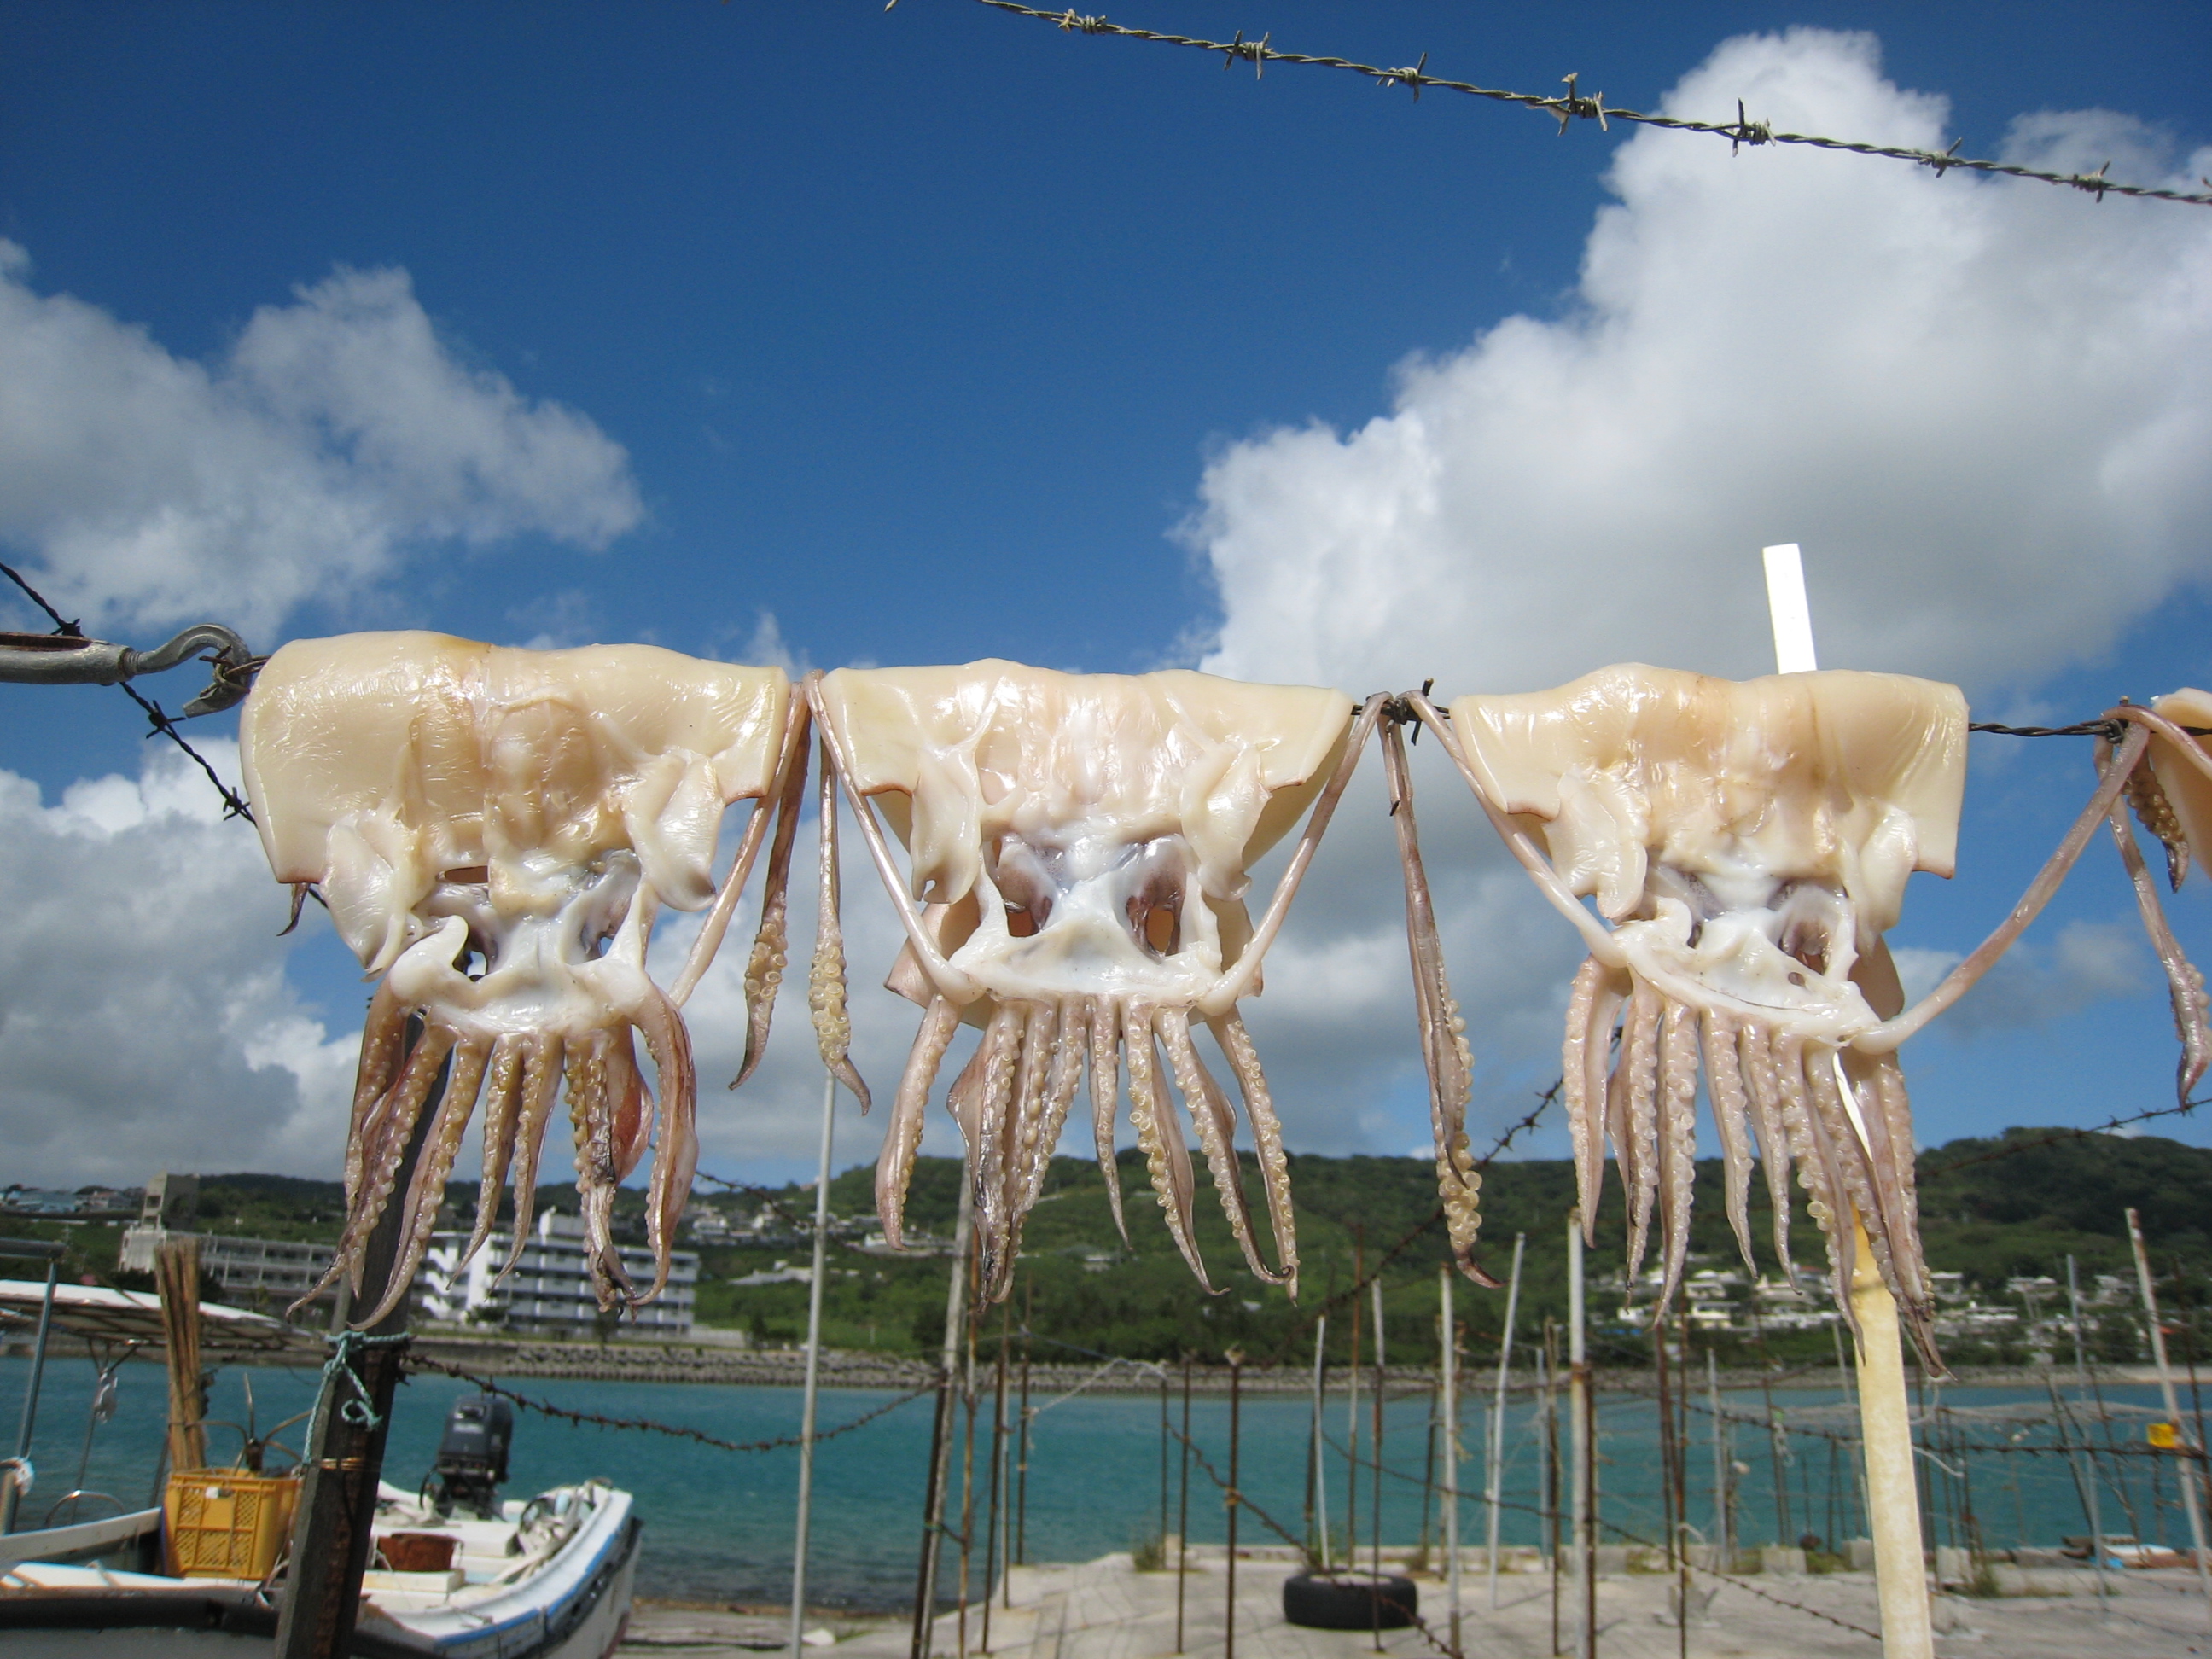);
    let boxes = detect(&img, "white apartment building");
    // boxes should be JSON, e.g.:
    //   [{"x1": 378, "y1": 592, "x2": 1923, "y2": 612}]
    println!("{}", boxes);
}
[
  {"x1": 119, "y1": 1223, "x2": 338, "y2": 1308},
  {"x1": 417, "y1": 1209, "x2": 699, "y2": 1336}
]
